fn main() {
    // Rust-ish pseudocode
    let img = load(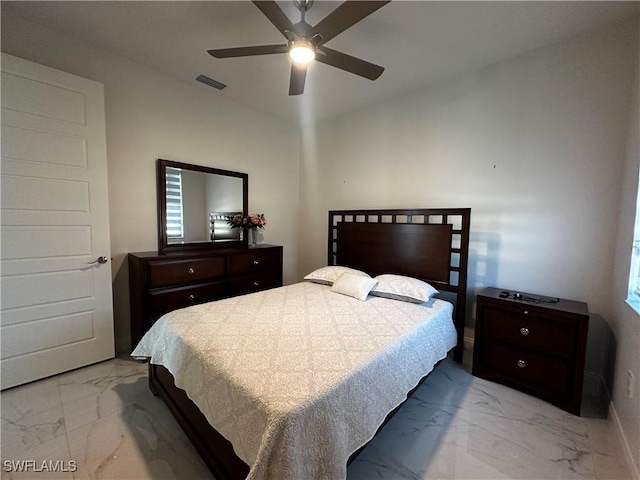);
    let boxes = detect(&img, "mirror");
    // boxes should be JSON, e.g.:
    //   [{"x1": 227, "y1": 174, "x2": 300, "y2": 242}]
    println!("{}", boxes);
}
[{"x1": 157, "y1": 159, "x2": 248, "y2": 254}]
